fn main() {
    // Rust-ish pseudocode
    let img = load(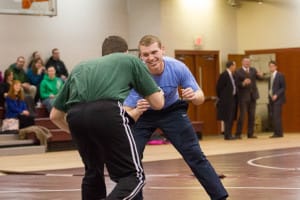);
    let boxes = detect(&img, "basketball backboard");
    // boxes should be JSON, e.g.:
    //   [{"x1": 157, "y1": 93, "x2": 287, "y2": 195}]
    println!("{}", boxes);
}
[{"x1": 0, "y1": 0, "x2": 57, "y2": 16}]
